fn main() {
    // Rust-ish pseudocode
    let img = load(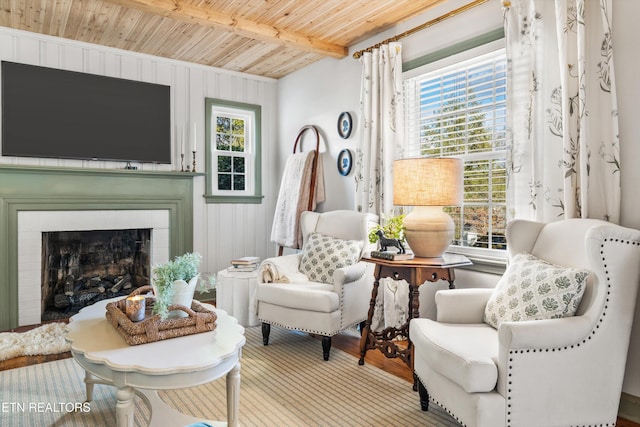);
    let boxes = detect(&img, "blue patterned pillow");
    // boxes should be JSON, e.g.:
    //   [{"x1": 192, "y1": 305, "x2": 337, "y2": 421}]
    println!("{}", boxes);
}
[
  {"x1": 484, "y1": 253, "x2": 590, "y2": 329},
  {"x1": 299, "y1": 232, "x2": 364, "y2": 284}
]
